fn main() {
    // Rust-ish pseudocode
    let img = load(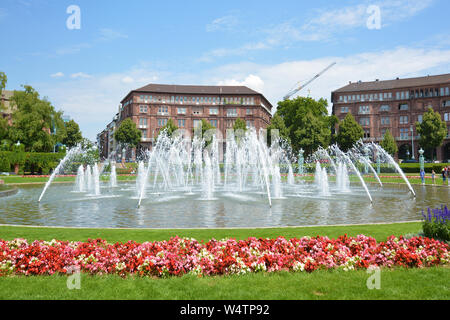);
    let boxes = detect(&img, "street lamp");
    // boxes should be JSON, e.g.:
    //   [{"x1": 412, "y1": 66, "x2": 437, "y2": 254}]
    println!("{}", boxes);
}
[{"x1": 410, "y1": 125, "x2": 415, "y2": 160}]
